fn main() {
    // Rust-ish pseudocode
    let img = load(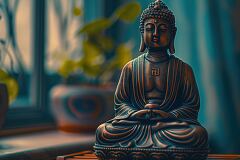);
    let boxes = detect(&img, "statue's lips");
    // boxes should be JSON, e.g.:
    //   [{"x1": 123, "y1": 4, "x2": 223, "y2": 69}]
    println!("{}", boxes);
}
[{"x1": 153, "y1": 38, "x2": 159, "y2": 42}]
